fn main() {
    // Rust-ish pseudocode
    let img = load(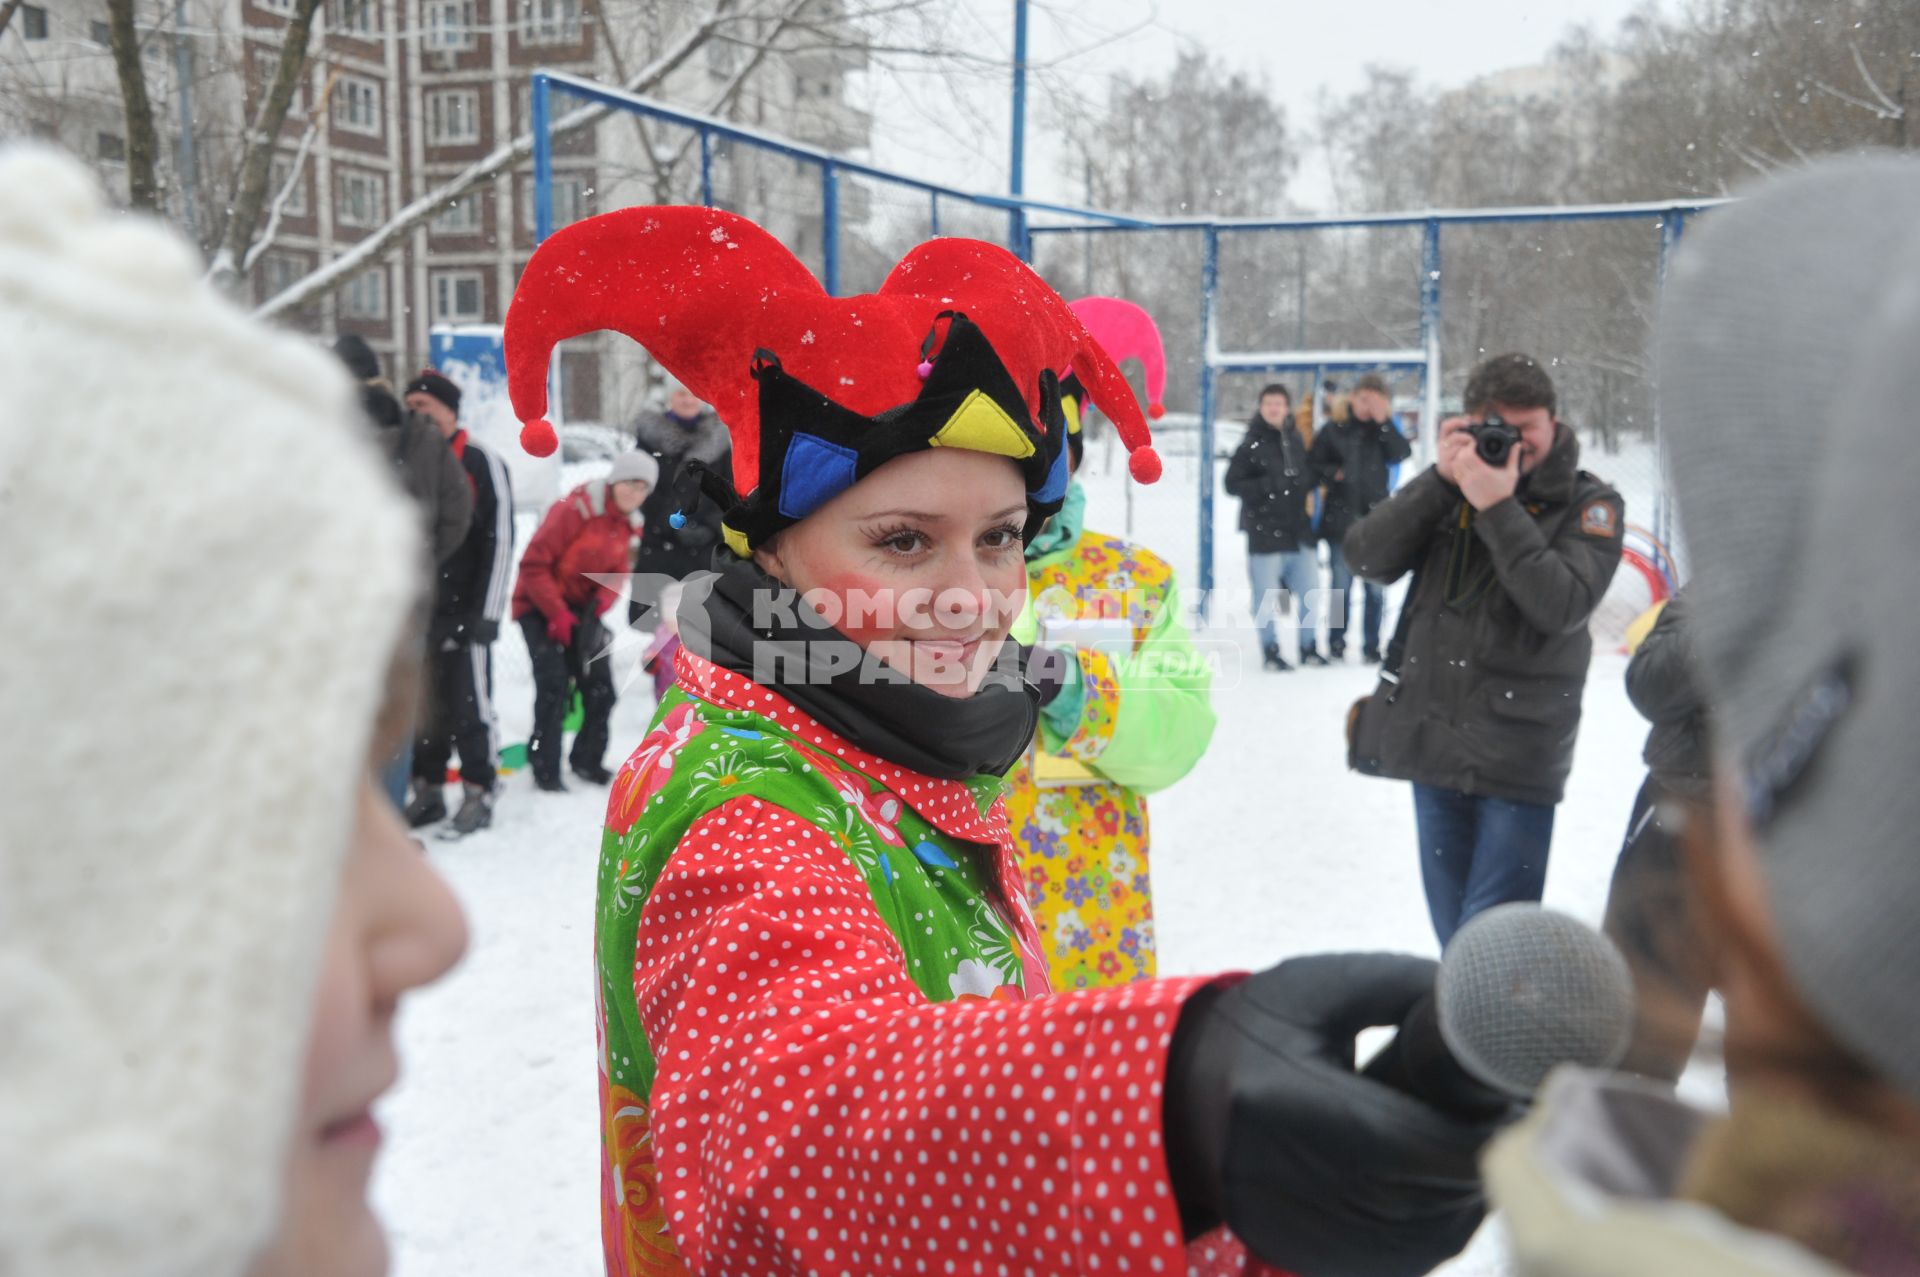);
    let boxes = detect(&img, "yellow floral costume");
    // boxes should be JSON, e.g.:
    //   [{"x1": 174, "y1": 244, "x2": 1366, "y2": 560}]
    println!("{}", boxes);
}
[{"x1": 1007, "y1": 483, "x2": 1216, "y2": 989}]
